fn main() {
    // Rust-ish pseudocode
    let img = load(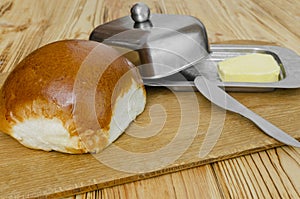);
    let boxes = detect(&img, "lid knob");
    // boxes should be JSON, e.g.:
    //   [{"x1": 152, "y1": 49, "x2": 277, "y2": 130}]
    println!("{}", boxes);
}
[{"x1": 131, "y1": 2, "x2": 150, "y2": 23}]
